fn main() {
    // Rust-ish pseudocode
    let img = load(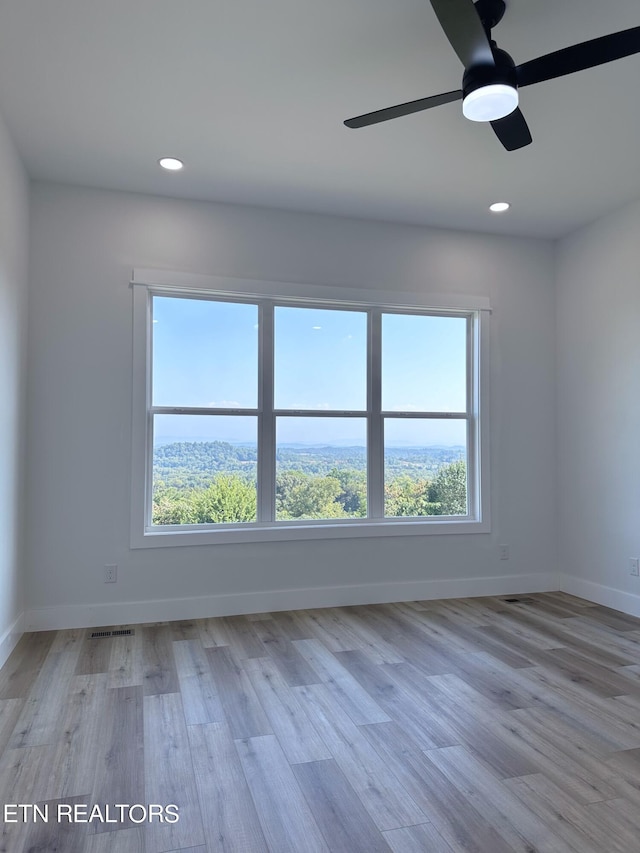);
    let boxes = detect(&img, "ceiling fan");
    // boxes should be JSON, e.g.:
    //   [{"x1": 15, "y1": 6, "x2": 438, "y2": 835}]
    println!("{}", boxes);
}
[{"x1": 344, "y1": 0, "x2": 640, "y2": 150}]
